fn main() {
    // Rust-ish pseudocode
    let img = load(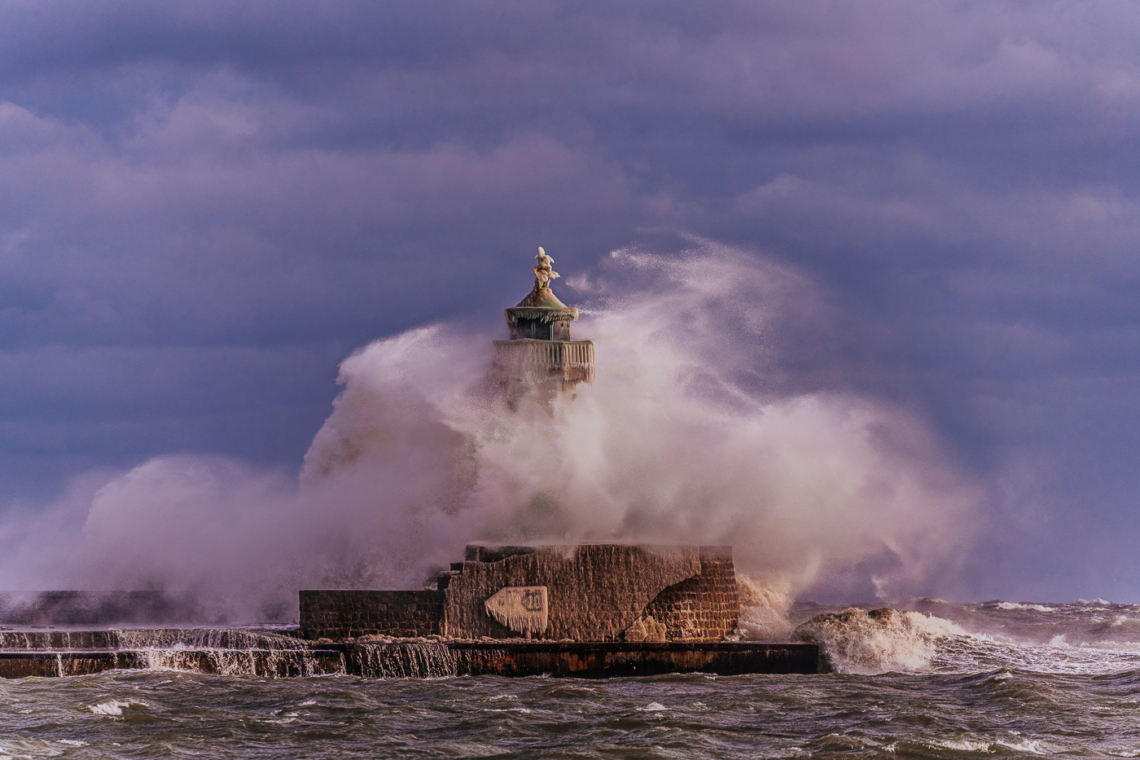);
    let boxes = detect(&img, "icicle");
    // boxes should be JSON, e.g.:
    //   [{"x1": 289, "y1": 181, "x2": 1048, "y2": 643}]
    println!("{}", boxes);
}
[{"x1": 484, "y1": 587, "x2": 548, "y2": 638}]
